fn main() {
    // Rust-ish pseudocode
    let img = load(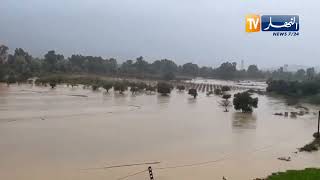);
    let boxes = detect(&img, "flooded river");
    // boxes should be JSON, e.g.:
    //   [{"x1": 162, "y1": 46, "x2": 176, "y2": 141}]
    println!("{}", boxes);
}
[{"x1": 0, "y1": 82, "x2": 320, "y2": 180}]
